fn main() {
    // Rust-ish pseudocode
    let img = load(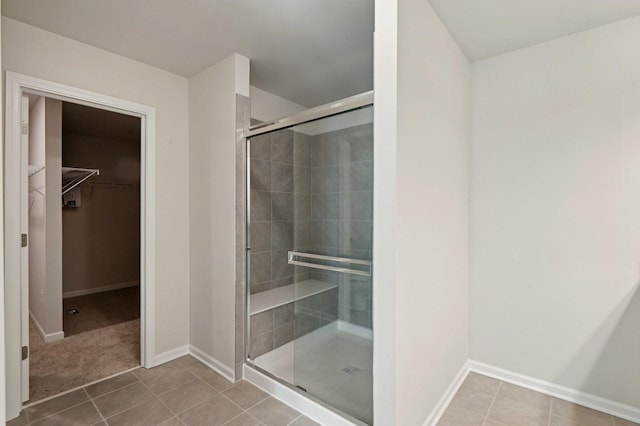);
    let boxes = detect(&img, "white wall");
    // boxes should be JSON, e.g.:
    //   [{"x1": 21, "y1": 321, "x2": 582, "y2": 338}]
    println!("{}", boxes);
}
[
  {"x1": 44, "y1": 99, "x2": 62, "y2": 337},
  {"x1": 385, "y1": 0, "x2": 471, "y2": 424},
  {"x1": 28, "y1": 97, "x2": 46, "y2": 334},
  {"x1": 372, "y1": 0, "x2": 398, "y2": 422},
  {"x1": 373, "y1": 0, "x2": 471, "y2": 423},
  {"x1": 28, "y1": 97, "x2": 63, "y2": 340},
  {"x1": 470, "y1": 15, "x2": 640, "y2": 408},
  {"x1": 2, "y1": 17, "x2": 190, "y2": 356},
  {"x1": 189, "y1": 54, "x2": 249, "y2": 378}
]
